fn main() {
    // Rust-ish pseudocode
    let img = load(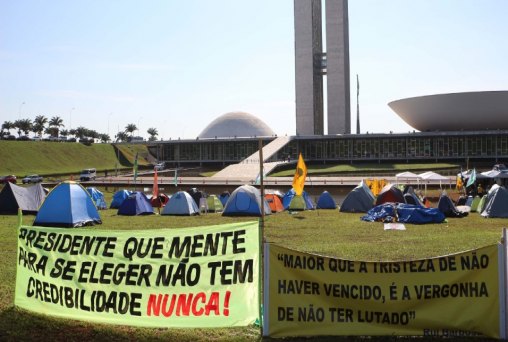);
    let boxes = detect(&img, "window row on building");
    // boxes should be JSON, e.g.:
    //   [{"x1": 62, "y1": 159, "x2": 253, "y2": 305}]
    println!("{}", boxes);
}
[{"x1": 148, "y1": 132, "x2": 508, "y2": 166}]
